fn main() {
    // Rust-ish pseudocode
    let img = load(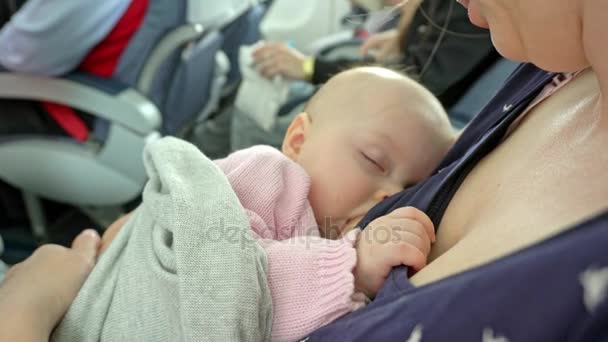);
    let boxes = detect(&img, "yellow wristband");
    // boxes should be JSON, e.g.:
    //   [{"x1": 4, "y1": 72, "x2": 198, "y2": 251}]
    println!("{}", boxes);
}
[{"x1": 302, "y1": 57, "x2": 315, "y2": 82}]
